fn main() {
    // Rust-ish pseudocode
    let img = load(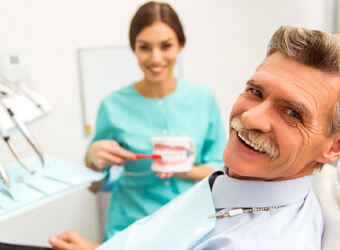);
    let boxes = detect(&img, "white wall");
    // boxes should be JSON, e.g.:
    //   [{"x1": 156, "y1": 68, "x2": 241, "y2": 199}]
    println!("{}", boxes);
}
[
  {"x1": 337, "y1": 0, "x2": 340, "y2": 33},
  {"x1": 0, "y1": 0, "x2": 335, "y2": 246},
  {"x1": 0, "y1": 0, "x2": 333, "y2": 165},
  {"x1": 178, "y1": 0, "x2": 332, "y2": 127}
]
